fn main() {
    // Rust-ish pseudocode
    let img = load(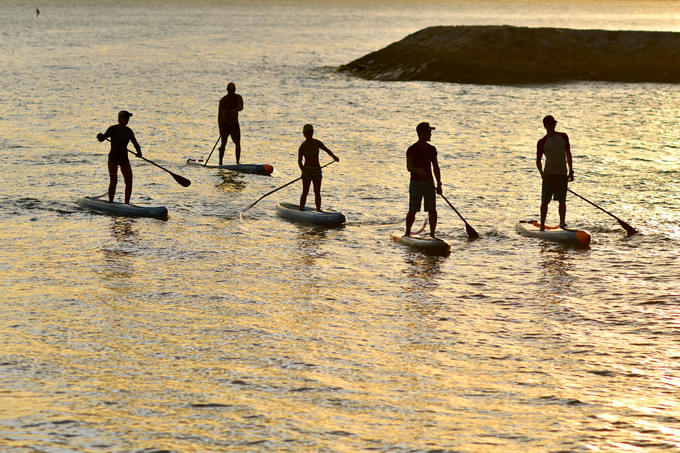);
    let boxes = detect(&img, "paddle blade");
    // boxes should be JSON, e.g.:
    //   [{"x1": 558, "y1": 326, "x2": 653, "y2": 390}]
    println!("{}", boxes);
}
[
  {"x1": 619, "y1": 219, "x2": 638, "y2": 236},
  {"x1": 173, "y1": 173, "x2": 191, "y2": 187},
  {"x1": 465, "y1": 222, "x2": 480, "y2": 240}
]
